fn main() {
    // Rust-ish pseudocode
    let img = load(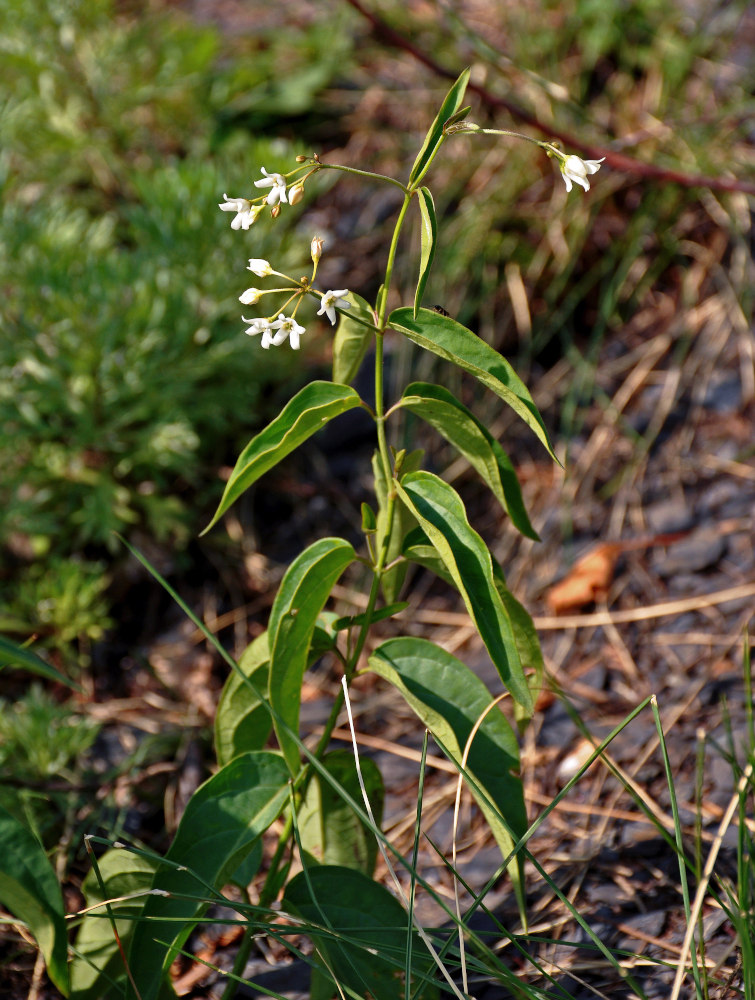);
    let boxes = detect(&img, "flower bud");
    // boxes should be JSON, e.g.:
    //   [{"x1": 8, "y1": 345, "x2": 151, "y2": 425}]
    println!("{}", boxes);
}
[
  {"x1": 271, "y1": 204, "x2": 281, "y2": 219},
  {"x1": 288, "y1": 182, "x2": 305, "y2": 205},
  {"x1": 311, "y1": 236, "x2": 324, "y2": 263}
]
